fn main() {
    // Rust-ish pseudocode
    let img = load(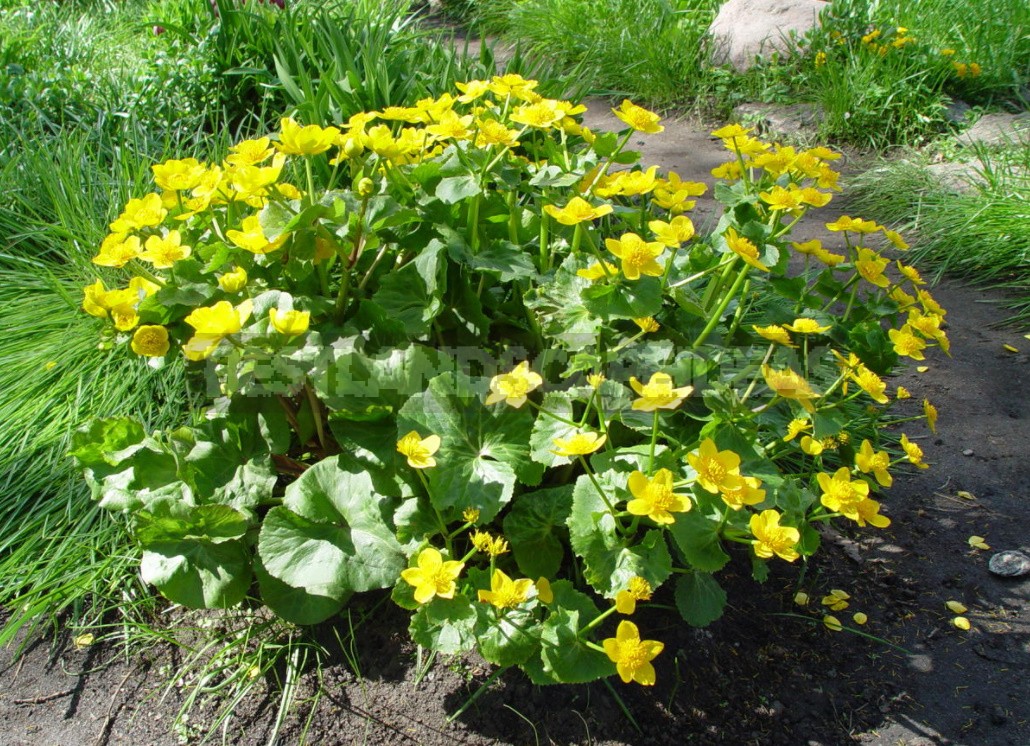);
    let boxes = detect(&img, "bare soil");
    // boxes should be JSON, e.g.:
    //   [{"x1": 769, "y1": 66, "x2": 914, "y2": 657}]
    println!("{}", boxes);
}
[{"x1": 2, "y1": 105, "x2": 1028, "y2": 746}]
